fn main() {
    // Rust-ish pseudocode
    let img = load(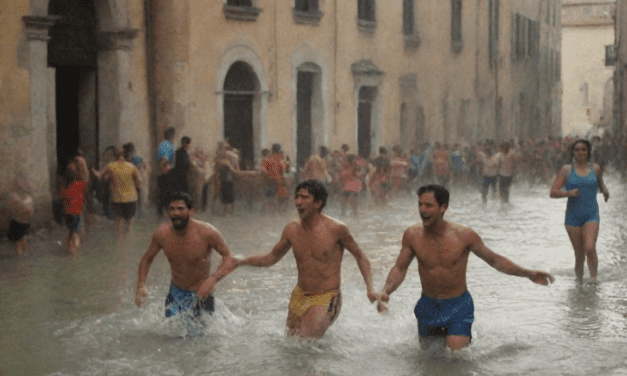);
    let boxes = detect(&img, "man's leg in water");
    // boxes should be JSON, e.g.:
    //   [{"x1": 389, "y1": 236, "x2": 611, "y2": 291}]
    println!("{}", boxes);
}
[
  {"x1": 446, "y1": 335, "x2": 471, "y2": 350},
  {"x1": 286, "y1": 298, "x2": 342, "y2": 339}
]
